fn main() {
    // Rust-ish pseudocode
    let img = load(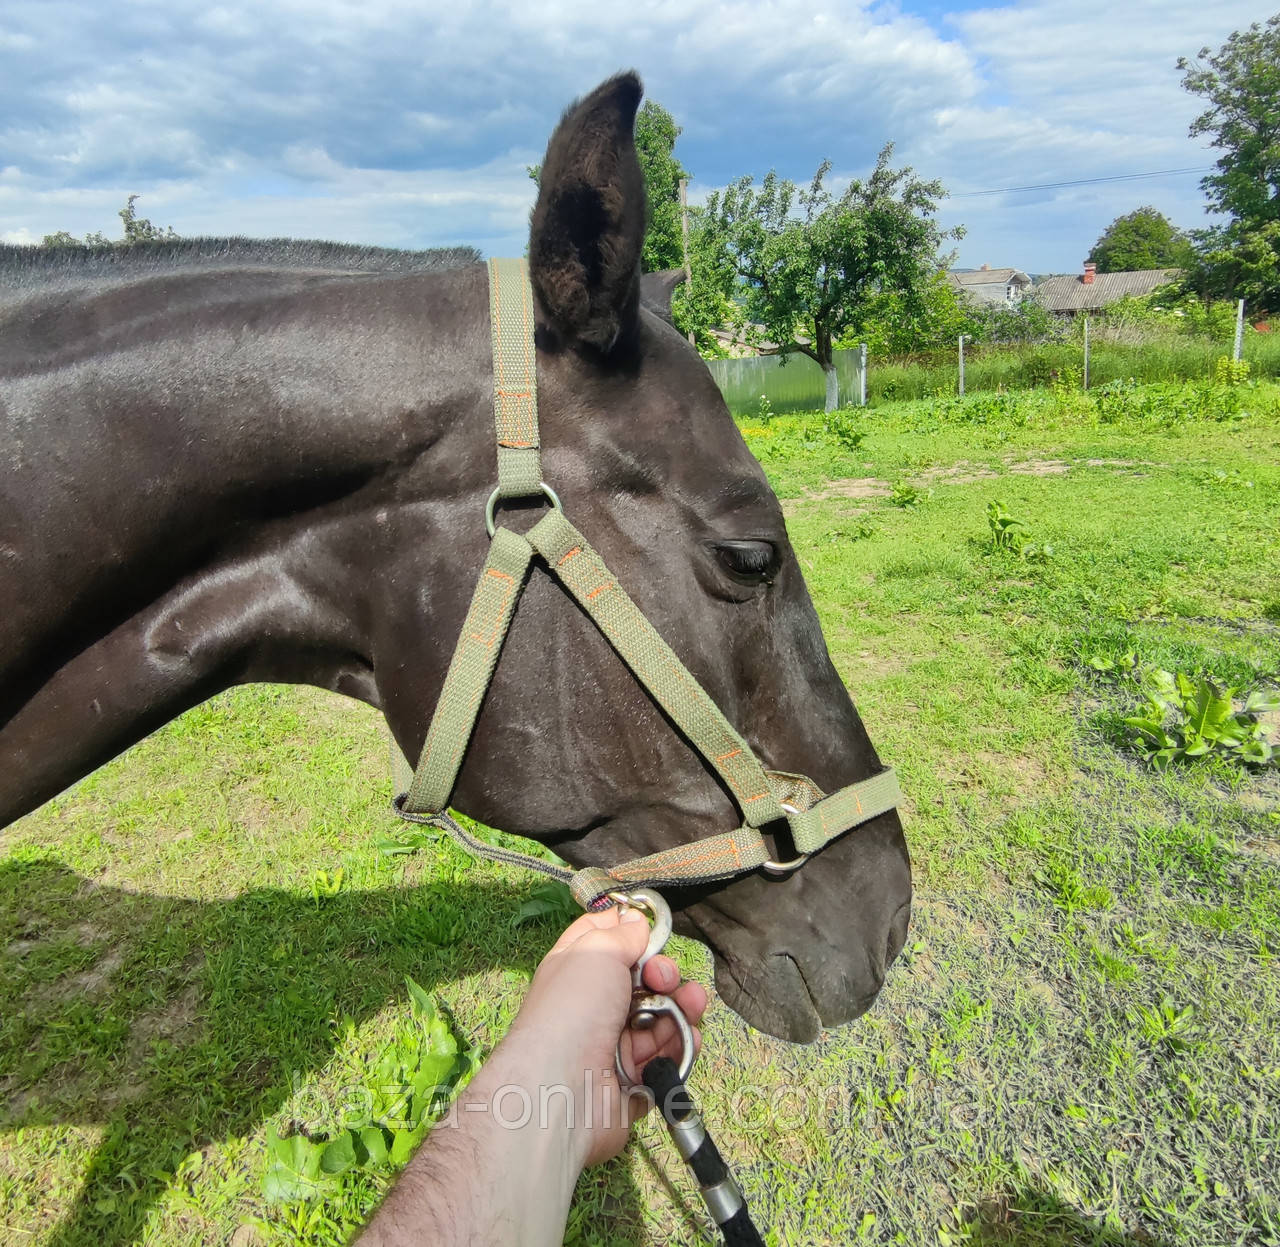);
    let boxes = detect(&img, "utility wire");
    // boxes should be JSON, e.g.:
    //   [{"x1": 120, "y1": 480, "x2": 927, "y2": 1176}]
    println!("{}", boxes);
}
[{"x1": 951, "y1": 166, "x2": 1211, "y2": 198}]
